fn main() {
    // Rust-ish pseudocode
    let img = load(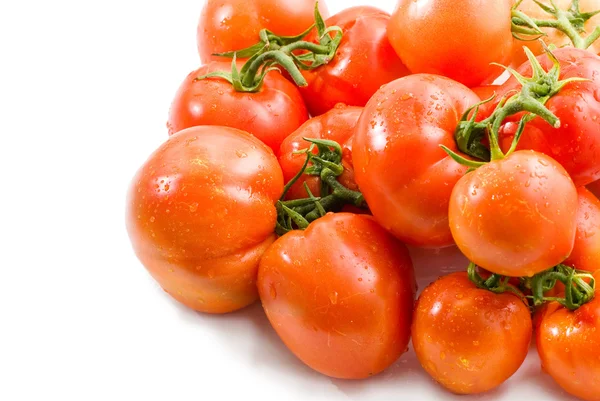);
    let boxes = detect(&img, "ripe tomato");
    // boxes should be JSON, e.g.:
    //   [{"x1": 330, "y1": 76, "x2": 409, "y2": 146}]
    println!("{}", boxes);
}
[
  {"x1": 258, "y1": 213, "x2": 415, "y2": 379},
  {"x1": 300, "y1": 6, "x2": 410, "y2": 116},
  {"x1": 196, "y1": 0, "x2": 329, "y2": 63},
  {"x1": 488, "y1": 48, "x2": 600, "y2": 186},
  {"x1": 511, "y1": 0, "x2": 600, "y2": 67},
  {"x1": 412, "y1": 272, "x2": 532, "y2": 394},
  {"x1": 126, "y1": 126, "x2": 284, "y2": 313},
  {"x1": 564, "y1": 187, "x2": 600, "y2": 272},
  {"x1": 352, "y1": 74, "x2": 480, "y2": 247},
  {"x1": 279, "y1": 104, "x2": 361, "y2": 200},
  {"x1": 388, "y1": 0, "x2": 513, "y2": 87},
  {"x1": 536, "y1": 271, "x2": 600, "y2": 401},
  {"x1": 168, "y1": 62, "x2": 308, "y2": 155},
  {"x1": 449, "y1": 150, "x2": 578, "y2": 277}
]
